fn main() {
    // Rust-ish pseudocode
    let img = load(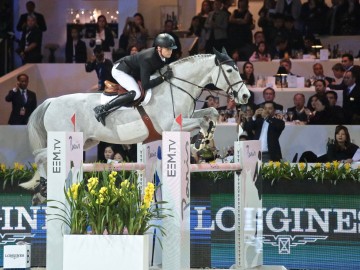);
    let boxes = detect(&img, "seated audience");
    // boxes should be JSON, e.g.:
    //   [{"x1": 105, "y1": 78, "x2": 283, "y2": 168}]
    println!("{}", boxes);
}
[
  {"x1": 326, "y1": 90, "x2": 345, "y2": 124},
  {"x1": 269, "y1": 35, "x2": 289, "y2": 59},
  {"x1": 311, "y1": 63, "x2": 335, "y2": 86},
  {"x1": 249, "y1": 101, "x2": 285, "y2": 161},
  {"x1": 249, "y1": 41, "x2": 271, "y2": 62},
  {"x1": 331, "y1": 63, "x2": 345, "y2": 85},
  {"x1": 240, "y1": 61, "x2": 256, "y2": 86},
  {"x1": 327, "y1": 125, "x2": 359, "y2": 163},
  {"x1": 279, "y1": 58, "x2": 295, "y2": 75},
  {"x1": 287, "y1": 93, "x2": 308, "y2": 122},
  {"x1": 113, "y1": 152, "x2": 124, "y2": 163},
  {"x1": 304, "y1": 95, "x2": 318, "y2": 122},
  {"x1": 307, "y1": 96, "x2": 336, "y2": 125},
  {"x1": 257, "y1": 87, "x2": 284, "y2": 111},
  {"x1": 306, "y1": 79, "x2": 327, "y2": 108}
]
